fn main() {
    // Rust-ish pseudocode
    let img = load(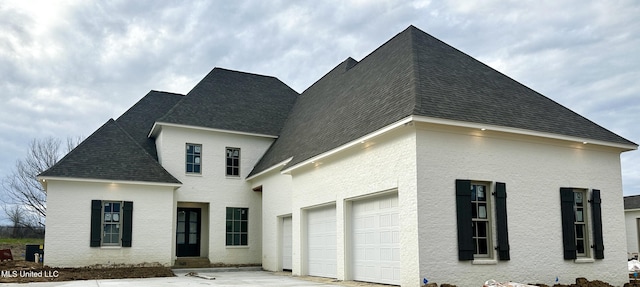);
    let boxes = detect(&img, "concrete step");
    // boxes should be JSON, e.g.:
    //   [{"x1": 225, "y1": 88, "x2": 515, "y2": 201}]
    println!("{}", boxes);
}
[{"x1": 173, "y1": 257, "x2": 211, "y2": 268}]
